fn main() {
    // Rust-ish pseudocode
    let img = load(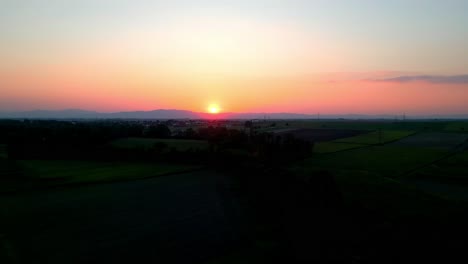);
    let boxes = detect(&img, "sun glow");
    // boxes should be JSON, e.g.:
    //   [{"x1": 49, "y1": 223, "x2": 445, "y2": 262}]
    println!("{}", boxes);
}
[{"x1": 208, "y1": 104, "x2": 221, "y2": 114}]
